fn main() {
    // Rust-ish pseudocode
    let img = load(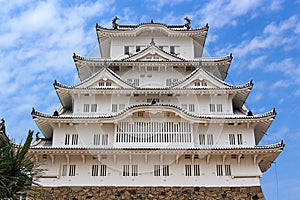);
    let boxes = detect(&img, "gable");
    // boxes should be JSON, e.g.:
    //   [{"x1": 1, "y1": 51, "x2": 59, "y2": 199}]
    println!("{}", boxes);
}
[
  {"x1": 172, "y1": 68, "x2": 231, "y2": 89},
  {"x1": 74, "y1": 68, "x2": 135, "y2": 89}
]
